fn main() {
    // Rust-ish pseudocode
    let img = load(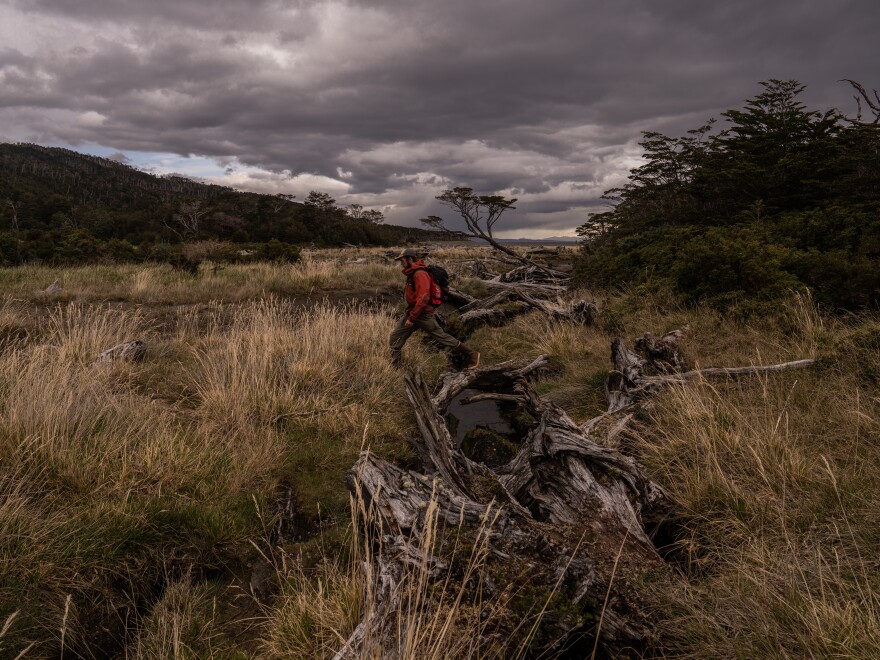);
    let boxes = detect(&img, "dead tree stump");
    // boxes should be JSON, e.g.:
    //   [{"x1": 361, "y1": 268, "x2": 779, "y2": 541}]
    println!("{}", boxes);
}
[
  {"x1": 94, "y1": 340, "x2": 147, "y2": 364},
  {"x1": 44, "y1": 280, "x2": 63, "y2": 294}
]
